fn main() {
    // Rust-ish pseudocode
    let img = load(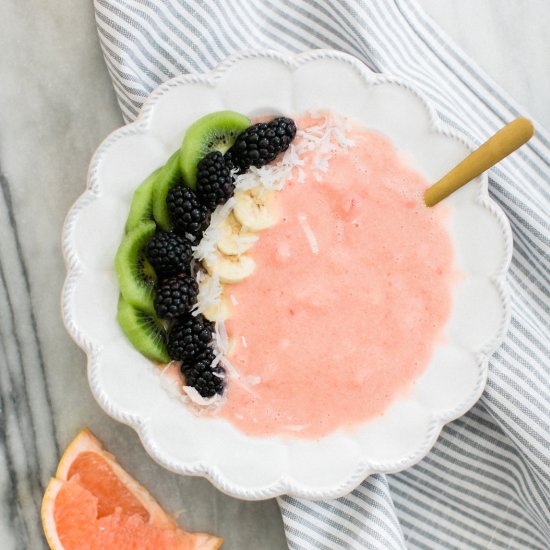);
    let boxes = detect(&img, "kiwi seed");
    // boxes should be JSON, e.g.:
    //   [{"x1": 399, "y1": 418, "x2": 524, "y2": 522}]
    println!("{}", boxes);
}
[
  {"x1": 117, "y1": 296, "x2": 169, "y2": 364},
  {"x1": 115, "y1": 221, "x2": 157, "y2": 315}
]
